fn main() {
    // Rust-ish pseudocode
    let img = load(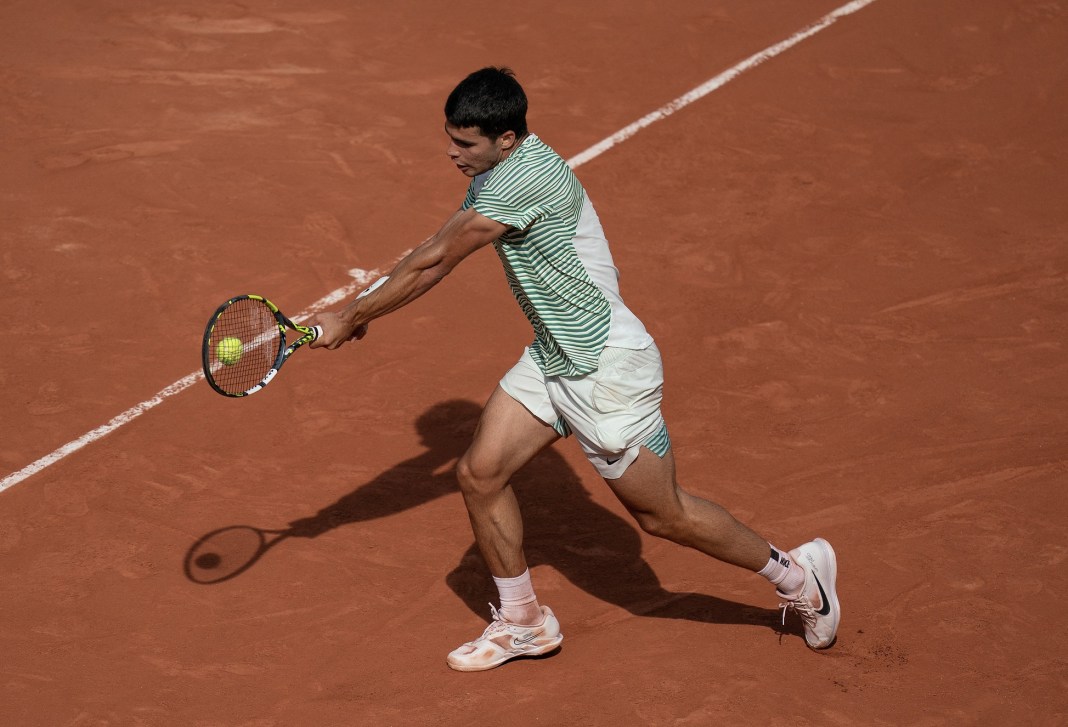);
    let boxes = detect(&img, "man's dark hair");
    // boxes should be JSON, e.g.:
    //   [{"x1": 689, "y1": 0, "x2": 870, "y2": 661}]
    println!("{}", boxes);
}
[{"x1": 445, "y1": 67, "x2": 528, "y2": 140}]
